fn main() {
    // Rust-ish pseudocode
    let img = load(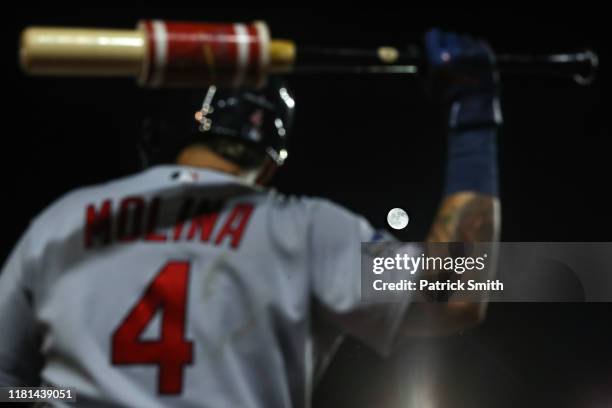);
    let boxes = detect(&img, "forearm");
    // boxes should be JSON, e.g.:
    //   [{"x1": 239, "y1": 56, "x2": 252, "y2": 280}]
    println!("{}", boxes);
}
[
  {"x1": 401, "y1": 189, "x2": 500, "y2": 338},
  {"x1": 403, "y1": 192, "x2": 500, "y2": 337},
  {"x1": 413, "y1": 127, "x2": 500, "y2": 333}
]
